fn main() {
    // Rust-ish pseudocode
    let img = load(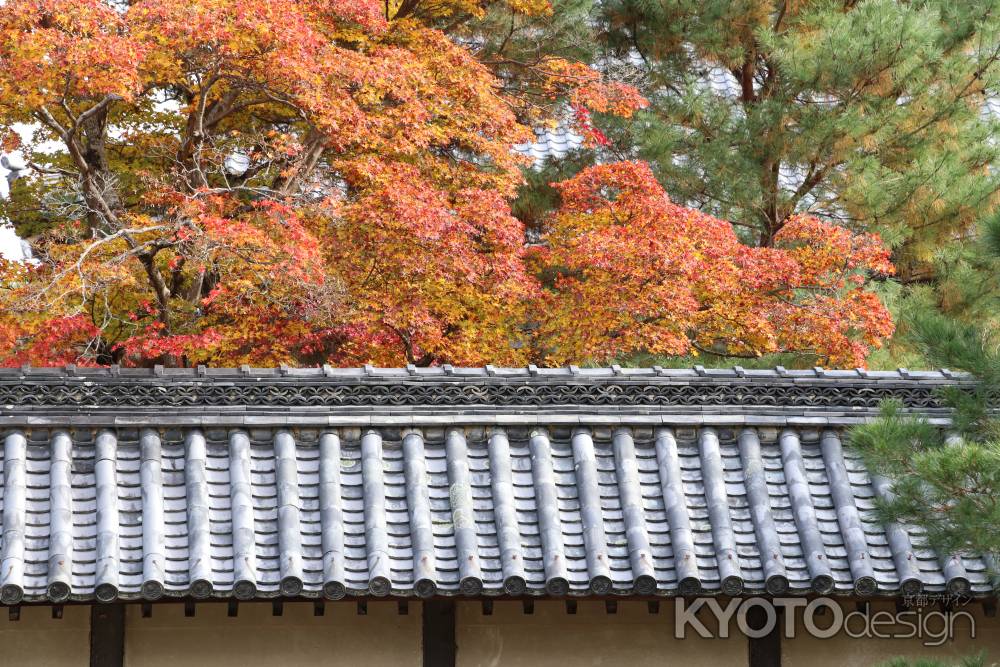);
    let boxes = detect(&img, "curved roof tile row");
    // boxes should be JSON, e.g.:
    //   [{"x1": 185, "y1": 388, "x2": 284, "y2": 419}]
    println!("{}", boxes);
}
[{"x1": 0, "y1": 421, "x2": 989, "y2": 604}]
